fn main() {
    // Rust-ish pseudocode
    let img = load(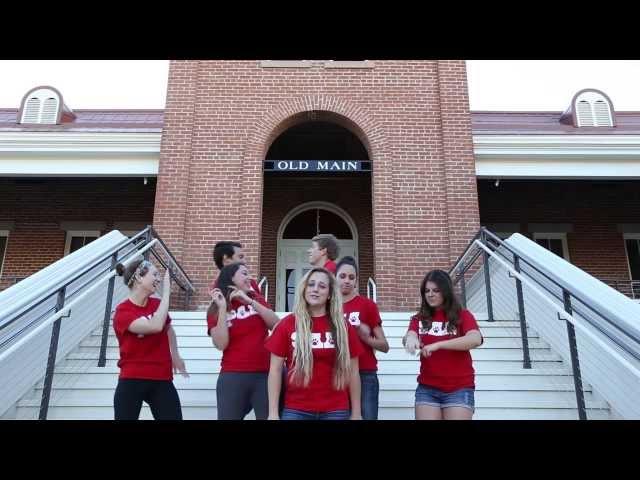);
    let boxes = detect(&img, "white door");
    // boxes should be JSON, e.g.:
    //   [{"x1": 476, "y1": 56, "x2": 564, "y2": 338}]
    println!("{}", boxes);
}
[{"x1": 276, "y1": 239, "x2": 356, "y2": 312}]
